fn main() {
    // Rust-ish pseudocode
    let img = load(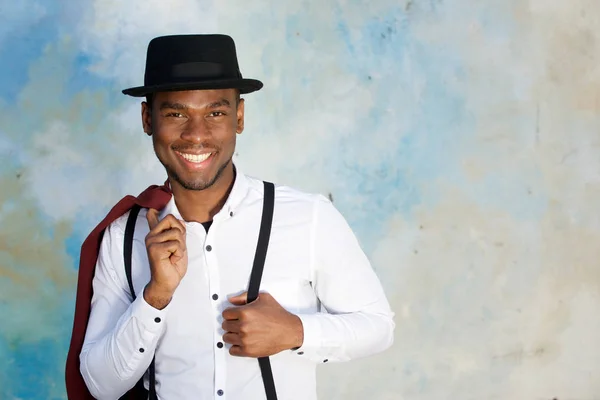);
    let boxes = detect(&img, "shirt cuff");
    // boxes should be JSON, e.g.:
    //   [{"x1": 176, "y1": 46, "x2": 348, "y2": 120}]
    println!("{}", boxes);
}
[
  {"x1": 291, "y1": 314, "x2": 330, "y2": 364},
  {"x1": 129, "y1": 293, "x2": 169, "y2": 334}
]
